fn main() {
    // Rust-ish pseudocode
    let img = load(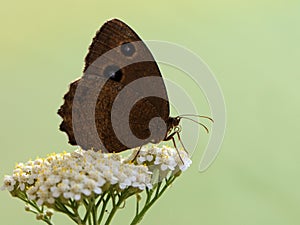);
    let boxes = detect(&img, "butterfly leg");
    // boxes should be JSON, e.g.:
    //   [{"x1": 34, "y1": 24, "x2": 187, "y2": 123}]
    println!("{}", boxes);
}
[
  {"x1": 171, "y1": 137, "x2": 185, "y2": 165},
  {"x1": 165, "y1": 126, "x2": 188, "y2": 154},
  {"x1": 164, "y1": 131, "x2": 176, "y2": 141},
  {"x1": 131, "y1": 145, "x2": 142, "y2": 163},
  {"x1": 164, "y1": 132, "x2": 184, "y2": 164},
  {"x1": 176, "y1": 132, "x2": 189, "y2": 155}
]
